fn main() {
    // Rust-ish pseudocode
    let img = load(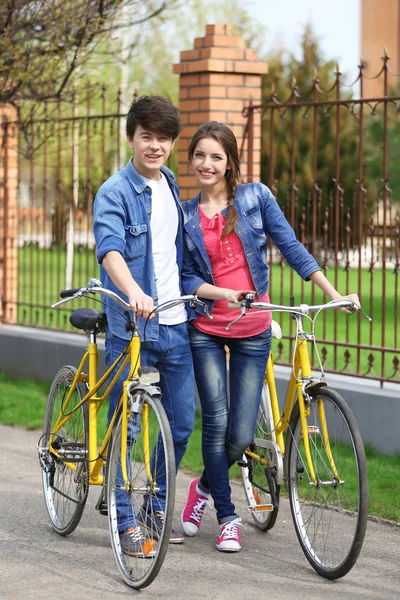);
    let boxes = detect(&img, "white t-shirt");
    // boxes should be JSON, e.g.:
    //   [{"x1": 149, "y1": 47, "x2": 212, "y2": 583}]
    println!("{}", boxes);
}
[{"x1": 143, "y1": 174, "x2": 187, "y2": 325}]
